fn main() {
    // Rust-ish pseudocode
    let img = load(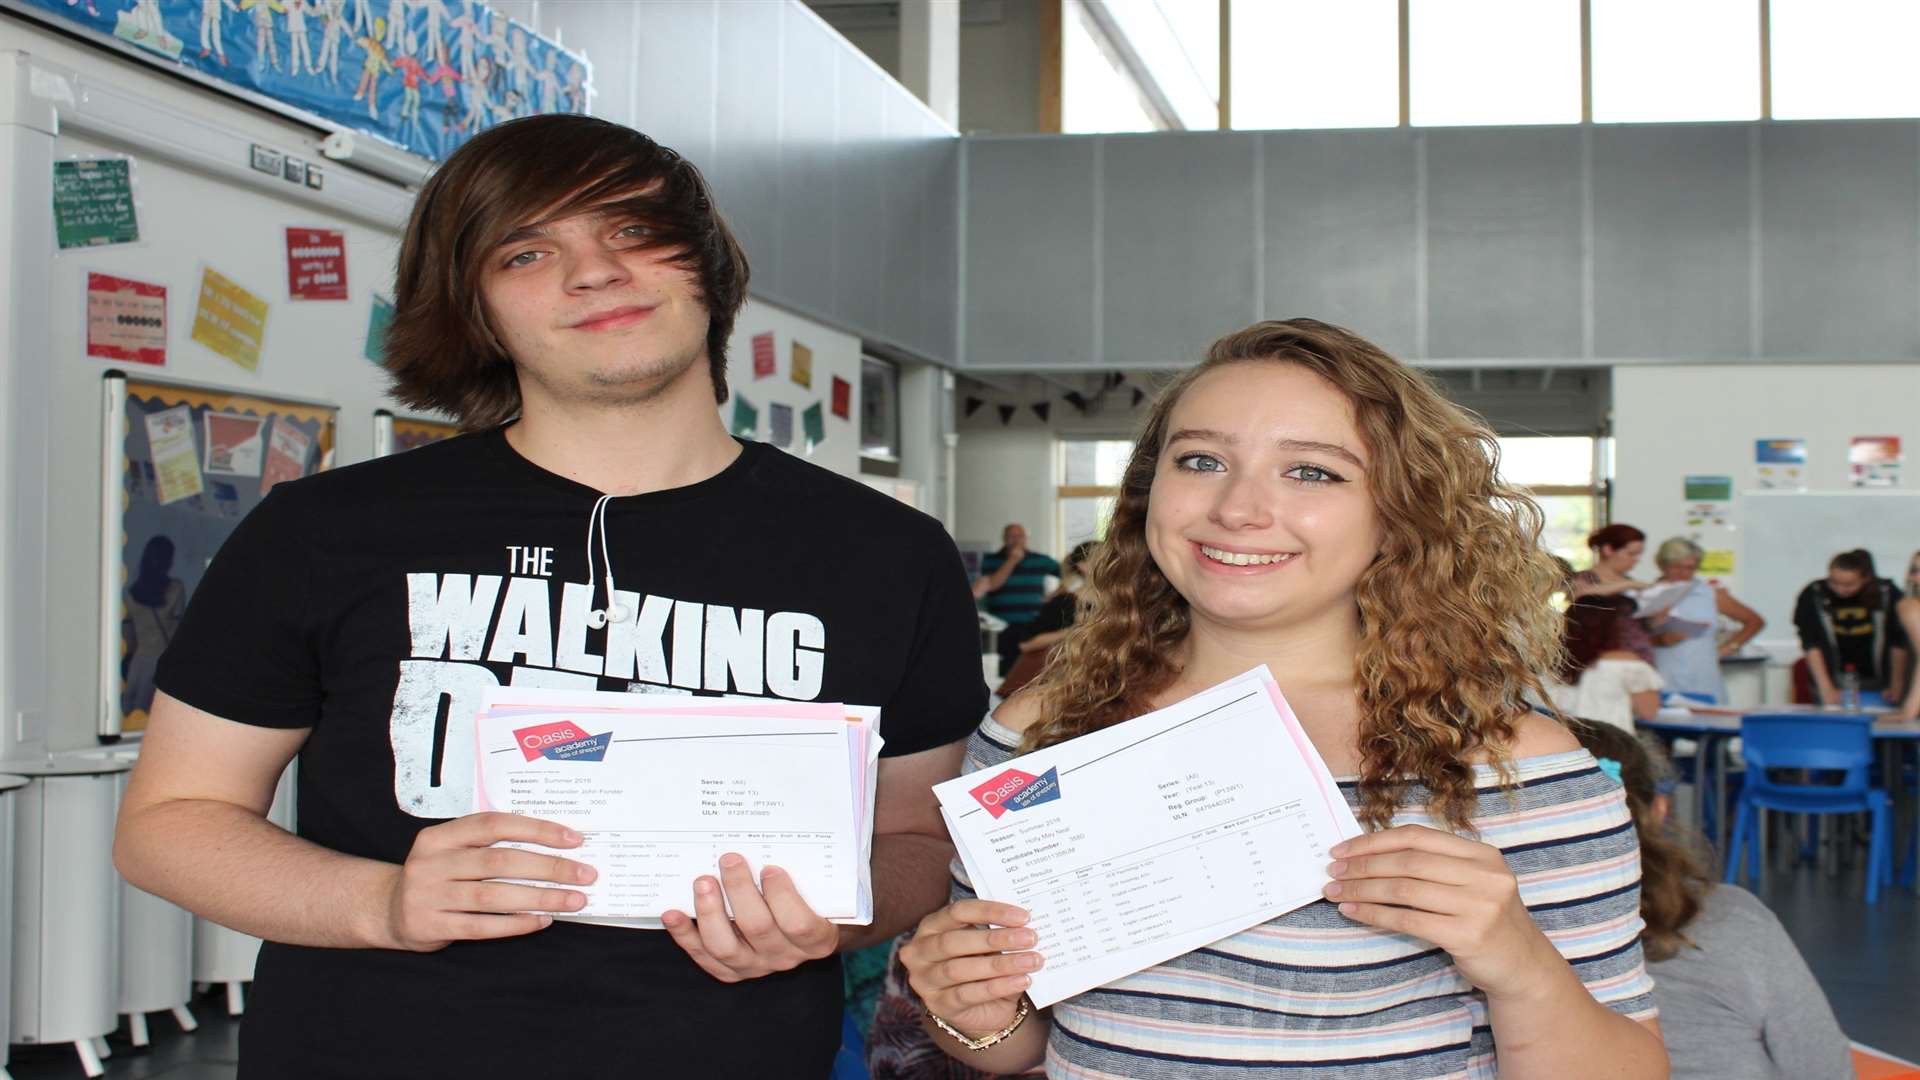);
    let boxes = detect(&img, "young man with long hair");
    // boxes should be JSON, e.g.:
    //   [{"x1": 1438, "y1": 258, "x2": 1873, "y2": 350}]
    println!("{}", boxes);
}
[{"x1": 114, "y1": 114, "x2": 985, "y2": 1078}]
